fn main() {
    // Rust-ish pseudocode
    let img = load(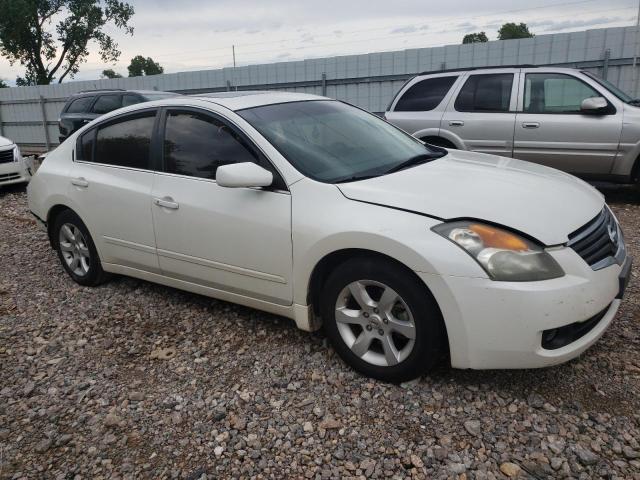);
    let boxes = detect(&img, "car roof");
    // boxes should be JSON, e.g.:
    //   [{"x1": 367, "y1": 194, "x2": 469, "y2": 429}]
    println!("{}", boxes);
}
[
  {"x1": 70, "y1": 89, "x2": 177, "y2": 97},
  {"x1": 415, "y1": 66, "x2": 584, "y2": 77},
  {"x1": 190, "y1": 91, "x2": 328, "y2": 111}
]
